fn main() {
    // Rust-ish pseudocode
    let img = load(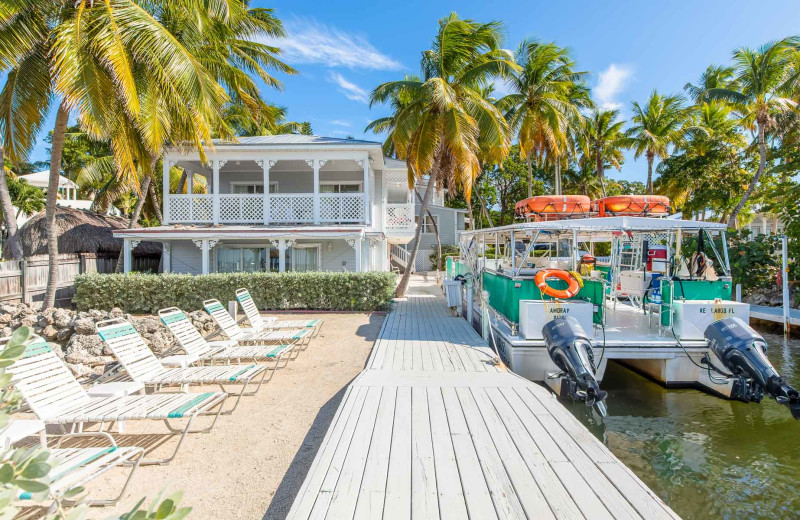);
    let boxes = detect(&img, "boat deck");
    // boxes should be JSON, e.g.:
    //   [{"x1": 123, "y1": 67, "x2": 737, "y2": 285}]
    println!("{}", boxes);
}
[{"x1": 287, "y1": 277, "x2": 679, "y2": 519}]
